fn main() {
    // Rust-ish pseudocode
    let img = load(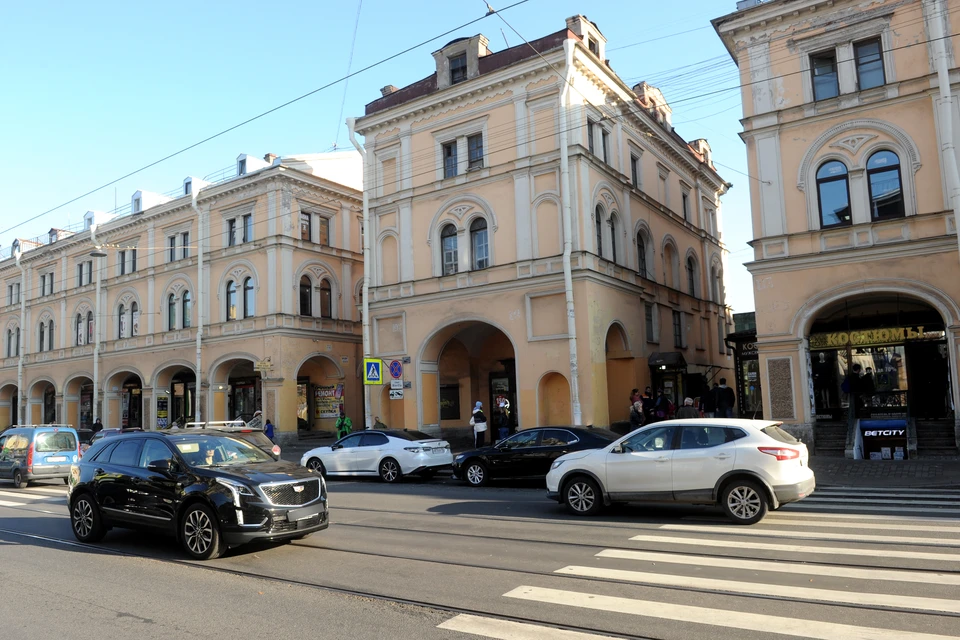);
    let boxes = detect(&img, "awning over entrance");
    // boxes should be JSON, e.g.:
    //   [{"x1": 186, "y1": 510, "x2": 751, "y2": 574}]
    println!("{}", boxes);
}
[{"x1": 648, "y1": 352, "x2": 686, "y2": 369}]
